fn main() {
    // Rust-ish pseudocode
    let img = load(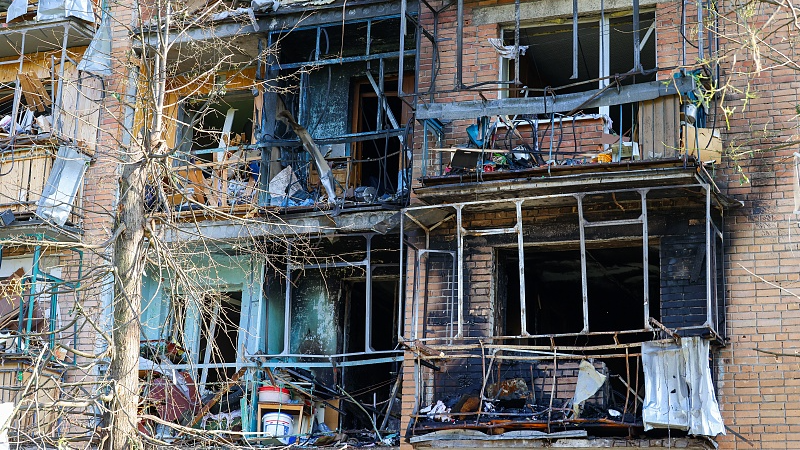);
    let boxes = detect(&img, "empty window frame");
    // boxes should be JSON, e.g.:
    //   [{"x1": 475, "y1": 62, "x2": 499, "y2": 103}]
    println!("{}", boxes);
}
[{"x1": 496, "y1": 245, "x2": 660, "y2": 336}]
